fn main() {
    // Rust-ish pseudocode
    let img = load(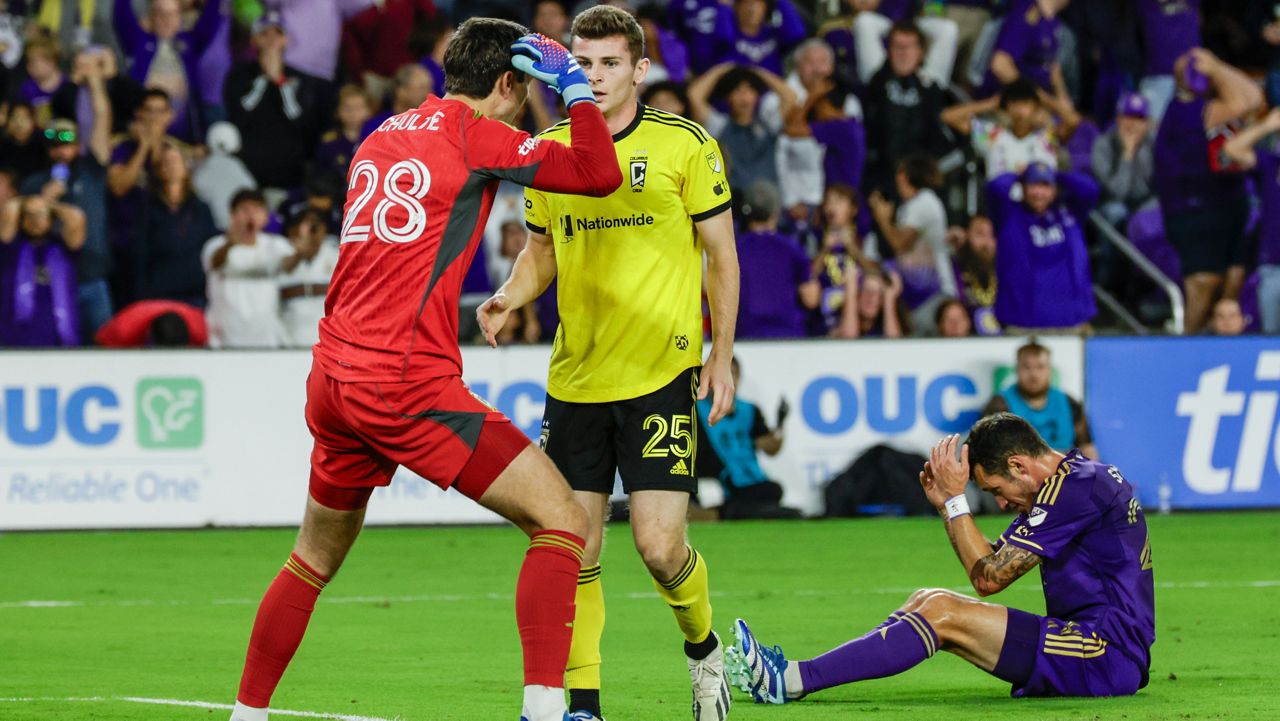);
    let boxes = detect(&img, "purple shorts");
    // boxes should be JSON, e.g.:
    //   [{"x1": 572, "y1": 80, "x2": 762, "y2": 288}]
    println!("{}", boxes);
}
[{"x1": 994, "y1": 608, "x2": 1149, "y2": 698}]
